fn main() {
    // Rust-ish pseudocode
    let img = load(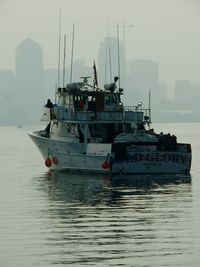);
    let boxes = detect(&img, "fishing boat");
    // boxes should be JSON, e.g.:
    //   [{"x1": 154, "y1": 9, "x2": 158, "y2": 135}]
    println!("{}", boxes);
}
[{"x1": 28, "y1": 73, "x2": 192, "y2": 174}]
